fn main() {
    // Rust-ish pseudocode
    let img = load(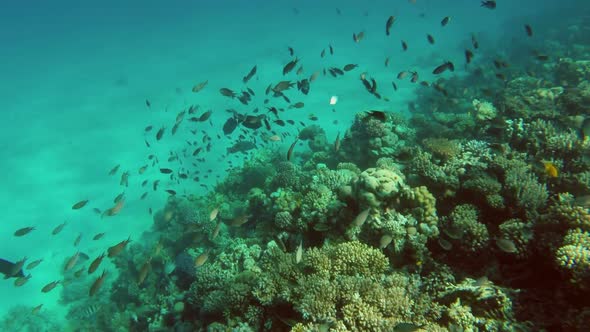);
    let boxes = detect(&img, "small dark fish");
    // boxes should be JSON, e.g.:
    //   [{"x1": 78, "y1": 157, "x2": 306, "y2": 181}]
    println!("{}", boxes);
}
[
  {"x1": 297, "y1": 79, "x2": 310, "y2": 95},
  {"x1": 89, "y1": 271, "x2": 107, "y2": 296},
  {"x1": 441, "y1": 16, "x2": 451, "y2": 26},
  {"x1": 93, "y1": 233, "x2": 105, "y2": 241},
  {"x1": 471, "y1": 34, "x2": 479, "y2": 49},
  {"x1": 227, "y1": 140, "x2": 257, "y2": 154},
  {"x1": 410, "y1": 71, "x2": 419, "y2": 83},
  {"x1": 427, "y1": 34, "x2": 435, "y2": 44},
  {"x1": 397, "y1": 71, "x2": 409, "y2": 79},
  {"x1": 160, "y1": 168, "x2": 173, "y2": 174},
  {"x1": 156, "y1": 127, "x2": 165, "y2": 141},
  {"x1": 145, "y1": 99, "x2": 151, "y2": 108},
  {"x1": 432, "y1": 61, "x2": 454, "y2": 74},
  {"x1": 329, "y1": 44, "x2": 334, "y2": 55},
  {"x1": 72, "y1": 200, "x2": 89, "y2": 210},
  {"x1": 524, "y1": 24, "x2": 533, "y2": 37},
  {"x1": 41, "y1": 281, "x2": 60, "y2": 293},
  {"x1": 353, "y1": 31, "x2": 365, "y2": 43},
  {"x1": 481, "y1": 0, "x2": 496, "y2": 9},
  {"x1": 144, "y1": 125, "x2": 153, "y2": 132},
  {"x1": 0, "y1": 258, "x2": 25, "y2": 278},
  {"x1": 287, "y1": 138, "x2": 299, "y2": 161},
  {"x1": 199, "y1": 110, "x2": 213, "y2": 122},
  {"x1": 165, "y1": 189, "x2": 176, "y2": 196},
  {"x1": 283, "y1": 58, "x2": 299, "y2": 75},
  {"x1": 343, "y1": 64, "x2": 358, "y2": 71},
  {"x1": 191, "y1": 80, "x2": 208, "y2": 93},
  {"x1": 534, "y1": 53, "x2": 549, "y2": 61},
  {"x1": 290, "y1": 102, "x2": 304, "y2": 109},
  {"x1": 219, "y1": 88, "x2": 236, "y2": 98},
  {"x1": 288, "y1": 47, "x2": 294, "y2": 56},
  {"x1": 391, "y1": 81, "x2": 398, "y2": 91},
  {"x1": 465, "y1": 50, "x2": 474, "y2": 64},
  {"x1": 108, "y1": 164, "x2": 120, "y2": 176},
  {"x1": 365, "y1": 110, "x2": 387, "y2": 122},
  {"x1": 222, "y1": 117, "x2": 238, "y2": 135},
  {"x1": 14, "y1": 227, "x2": 35, "y2": 237},
  {"x1": 242, "y1": 65, "x2": 257, "y2": 83},
  {"x1": 52, "y1": 221, "x2": 67, "y2": 235},
  {"x1": 385, "y1": 16, "x2": 395, "y2": 36},
  {"x1": 401, "y1": 40, "x2": 408, "y2": 51}
]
